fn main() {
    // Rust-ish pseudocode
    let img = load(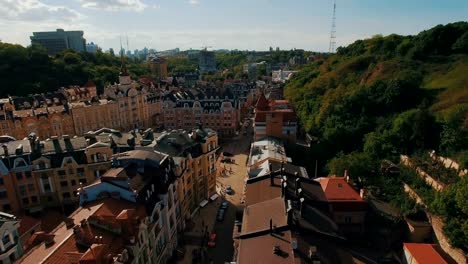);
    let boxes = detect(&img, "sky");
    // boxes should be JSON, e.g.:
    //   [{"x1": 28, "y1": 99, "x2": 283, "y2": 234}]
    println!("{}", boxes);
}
[{"x1": 0, "y1": 0, "x2": 467, "y2": 52}]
